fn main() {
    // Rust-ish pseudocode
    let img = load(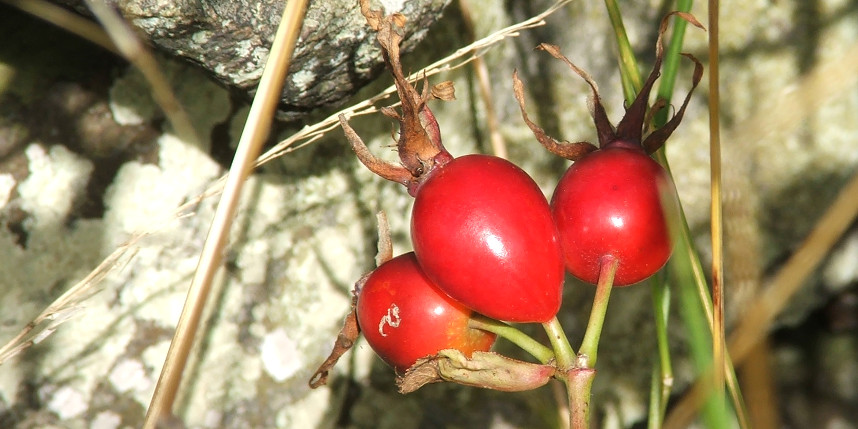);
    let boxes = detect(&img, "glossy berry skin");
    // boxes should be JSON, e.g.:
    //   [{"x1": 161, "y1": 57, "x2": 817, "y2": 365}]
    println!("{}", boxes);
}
[
  {"x1": 551, "y1": 142, "x2": 673, "y2": 286},
  {"x1": 356, "y1": 252, "x2": 496, "y2": 373},
  {"x1": 411, "y1": 154, "x2": 564, "y2": 323}
]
